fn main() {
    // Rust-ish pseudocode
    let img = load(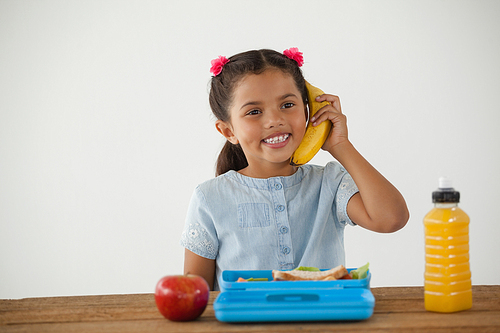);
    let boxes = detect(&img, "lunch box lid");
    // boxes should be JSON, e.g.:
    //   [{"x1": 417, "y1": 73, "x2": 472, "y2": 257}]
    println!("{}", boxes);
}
[{"x1": 219, "y1": 268, "x2": 371, "y2": 292}]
